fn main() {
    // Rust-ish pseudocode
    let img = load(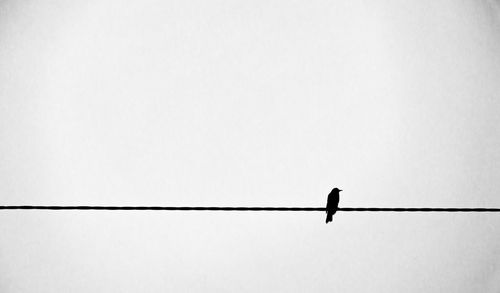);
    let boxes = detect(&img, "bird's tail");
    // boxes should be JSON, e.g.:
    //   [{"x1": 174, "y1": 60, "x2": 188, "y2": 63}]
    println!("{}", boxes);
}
[{"x1": 326, "y1": 212, "x2": 333, "y2": 224}]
